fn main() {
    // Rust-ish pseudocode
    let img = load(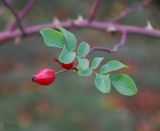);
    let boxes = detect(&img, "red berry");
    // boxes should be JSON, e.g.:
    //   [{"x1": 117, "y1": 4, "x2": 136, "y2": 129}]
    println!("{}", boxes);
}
[
  {"x1": 61, "y1": 61, "x2": 75, "y2": 70},
  {"x1": 32, "y1": 69, "x2": 56, "y2": 85}
]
